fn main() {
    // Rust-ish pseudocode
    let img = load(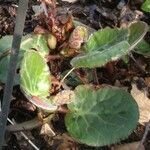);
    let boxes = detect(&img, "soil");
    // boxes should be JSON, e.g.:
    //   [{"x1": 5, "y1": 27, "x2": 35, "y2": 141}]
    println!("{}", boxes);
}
[{"x1": 0, "y1": 0, "x2": 150, "y2": 150}]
